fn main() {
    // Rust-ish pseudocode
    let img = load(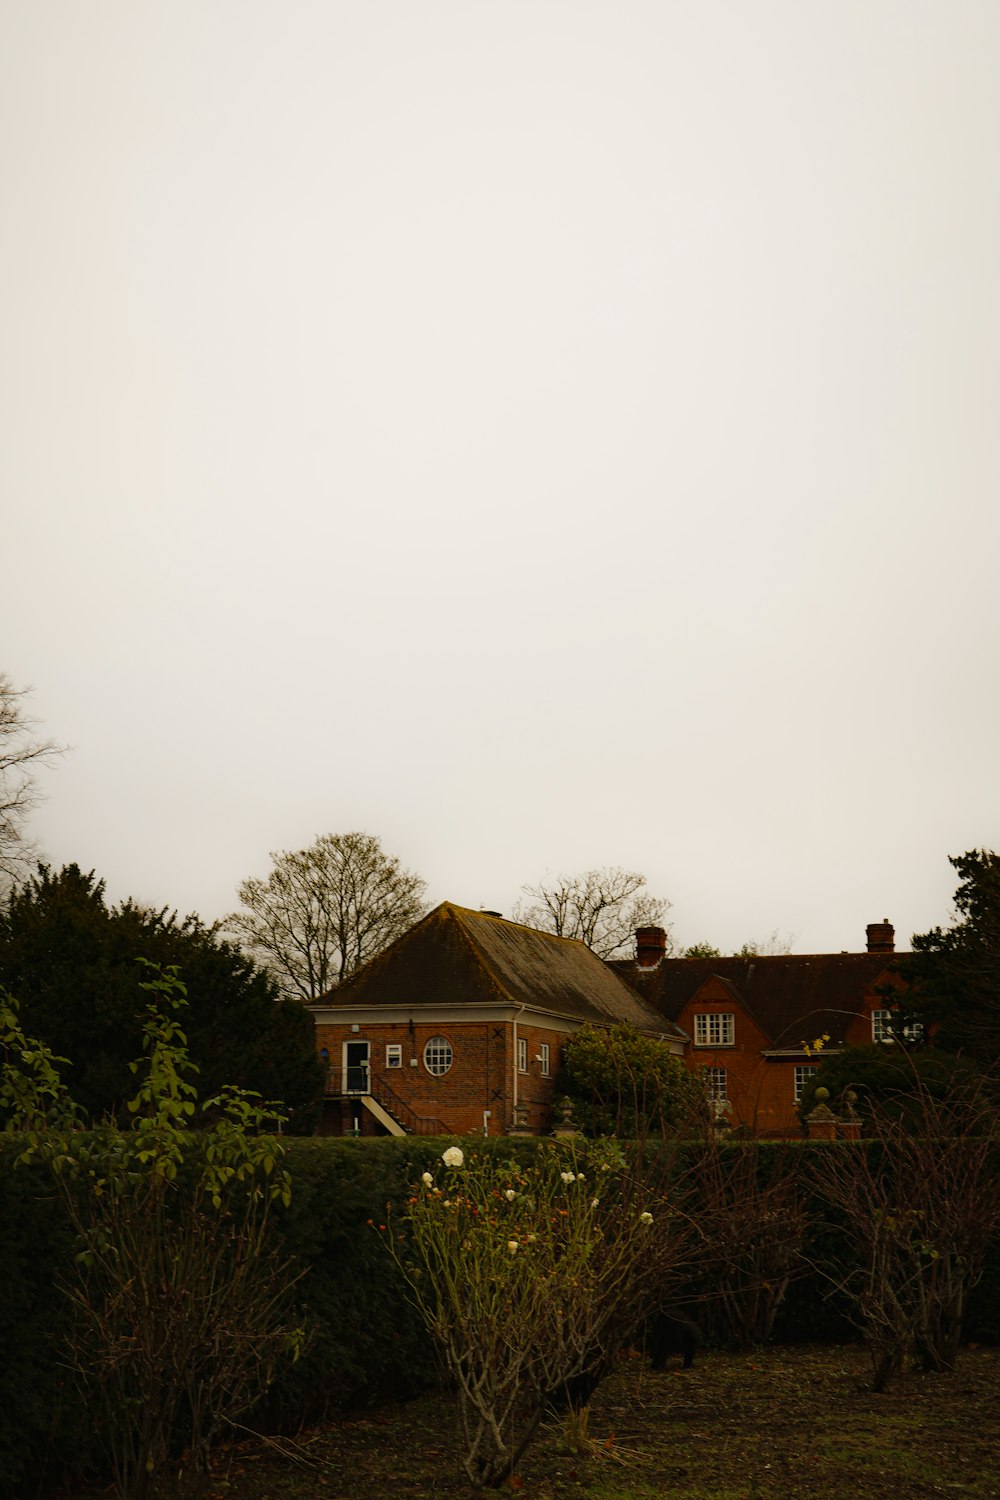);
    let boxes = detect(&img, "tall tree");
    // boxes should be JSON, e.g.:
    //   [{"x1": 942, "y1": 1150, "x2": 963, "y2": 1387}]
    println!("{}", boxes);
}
[
  {"x1": 0, "y1": 675, "x2": 63, "y2": 889},
  {"x1": 228, "y1": 831, "x2": 427, "y2": 1000},
  {"x1": 514, "y1": 867, "x2": 669, "y2": 960},
  {"x1": 0, "y1": 864, "x2": 323, "y2": 1128},
  {"x1": 905, "y1": 849, "x2": 1000, "y2": 1066}
]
